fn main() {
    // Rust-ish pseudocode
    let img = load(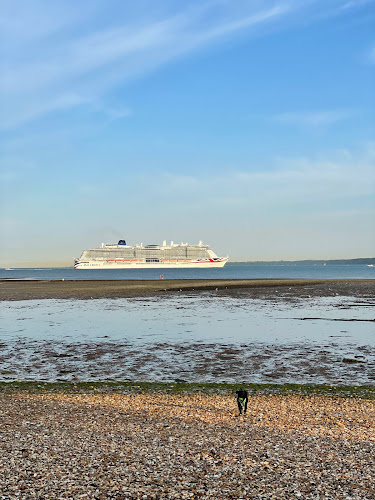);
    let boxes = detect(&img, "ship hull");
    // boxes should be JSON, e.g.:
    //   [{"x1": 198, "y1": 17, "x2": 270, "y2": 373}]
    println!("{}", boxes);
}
[{"x1": 74, "y1": 258, "x2": 228, "y2": 269}]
